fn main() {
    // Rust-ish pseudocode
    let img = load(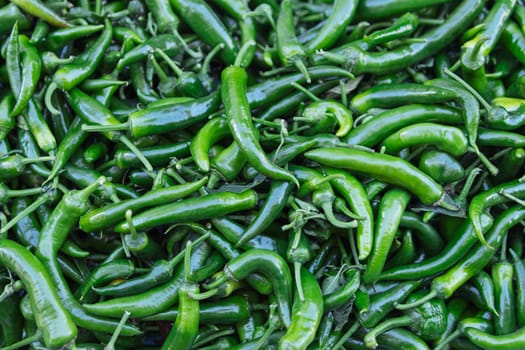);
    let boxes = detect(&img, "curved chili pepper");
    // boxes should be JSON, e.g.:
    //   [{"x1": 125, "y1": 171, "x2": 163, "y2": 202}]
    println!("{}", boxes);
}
[
  {"x1": 465, "y1": 326, "x2": 525, "y2": 350},
  {"x1": 321, "y1": 0, "x2": 483, "y2": 74},
  {"x1": 363, "y1": 188, "x2": 411, "y2": 284},
  {"x1": 397, "y1": 206, "x2": 525, "y2": 310},
  {"x1": 170, "y1": 0, "x2": 237, "y2": 65},
  {"x1": 357, "y1": 280, "x2": 422, "y2": 328},
  {"x1": 161, "y1": 241, "x2": 200, "y2": 350},
  {"x1": 364, "y1": 12, "x2": 419, "y2": 46},
  {"x1": 350, "y1": 83, "x2": 458, "y2": 113},
  {"x1": 279, "y1": 267, "x2": 323, "y2": 350},
  {"x1": 493, "y1": 258, "x2": 517, "y2": 335},
  {"x1": 114, "y1": 190, "x2": 258, "y2": 233},
  {"x1": 48, "y1": 19, "x2": 112, "y2": 91},
  {"x1": 323, "y1": 268, "x2": 360, "y2": 311},
  {"x1": 301, "y1": 100, "x2": 353, "y2": 137},
  {"x1": 382, "y1": 122, "x2": 468, "y2": 157},
  {"x1": 74, "y1": 259, "x2": 136, "y2": 302},
  {"x1": 206, "y1": 249, "x2": 293, "y2": 328},
  {"x1": 222, "y1": 65, "x2": 298, "y2": 187},
  {"x1": 305, "y1": 0, "x2": 357, "y2": 53},
  {"x1": 344, "y1": 104, "x2": 462, "y2": 147},
  {"x1": 0, "y1": 93, "x2": 15, "y2": 141},
  {"x1": 472, "y1": 270, "x2": 498, "y2": 316},
  {"x1": 436, "y1": 314, "x2": 493, "y2": 350},
  {"x1": 0, "y1": 239, "x2": 77, "y2": 348},
  {"x1": 276, "y1": 0, "x2": 310, "y2": 81},
  {"x1": 501, "y1": 21, "x2": 525, "y2": 65},
  {"x1": 190, "y1": 116, "x2": 230, "y2": 173},
  {"x1": 305, "y1": 147, "x2": 458, "y2": 210},
  {"x1": 399, "y1": 212, "x2": 444, "y2": 257},
  {"x1": 83, "y1": 238, "x2": 212, "y2": 318},
  {"x1": 80, "y1": 177, "x2": 206, "y2": 232},
  {"x1": 10, "y1": 0, "x2": 70, "y2": 27}
]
